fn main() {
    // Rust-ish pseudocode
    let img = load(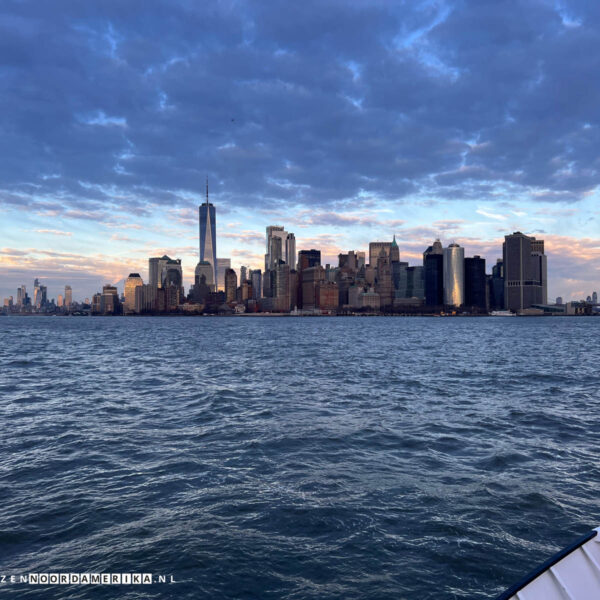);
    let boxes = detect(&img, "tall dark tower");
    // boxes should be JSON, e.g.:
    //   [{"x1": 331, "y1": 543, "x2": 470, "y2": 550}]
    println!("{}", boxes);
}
[
  {"x1": 199, "y1": 178, "x2": 217, "y2": 287},
  {"x1": 389, "y1": 235, "x2": 400, "y2": 263}
]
